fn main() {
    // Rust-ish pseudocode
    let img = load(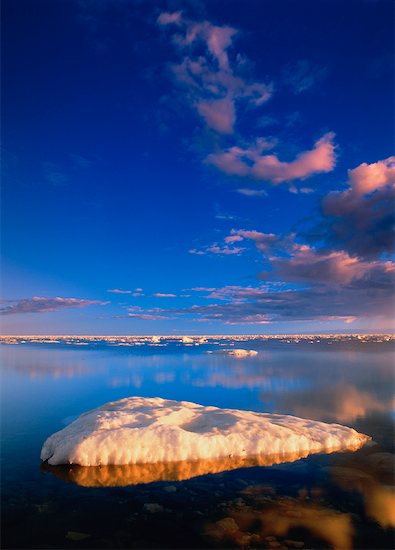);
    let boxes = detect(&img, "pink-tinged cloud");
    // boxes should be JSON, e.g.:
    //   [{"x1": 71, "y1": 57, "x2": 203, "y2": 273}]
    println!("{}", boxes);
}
[
  {"x1": 158, "y1": 14, "x2": 272, "y2": 134},
  {"x1": 114, "y1": 263, "x2": 394, "y2": 324},
  {"x1": 157, "y1": 11, "x2": 182, "y2": 25},
  {"x1": 237, "y1": 188, "x2": 268, "y2": 197},
  {"x1": 226, "y1": 222, "x2": 394, "y2": 289},
  {"x1": 224, "y1": 235, "x2": 243, "y2": 244},
  {"x1": 203, "y1": 24, "x2": 236, "y2": 69},
  {"x1": 208, "y1": 146, "x2": 250, "y2": 176},
  {"x1": 176, "y1": 21, "x2": 237, "y2": 69},
  {"x1": 190, "y1": 243, "x2": 244, "y2": 255},
  {"x1": 107, "y1": 288, "x2": 132, "y2": 294},
  {"x1": 230, "y1": 229, "x2": 278, "y2": 252},
  {"x1": 127, "y1": 313, "x2": 169, "y2": 321},
  {"x1": 348, "y1": 156, "x2": 395, "y2": 194},
  {"x1": 264, "y1": 246, "x2": 386, "y2": 286},
  {"x1": 189, "y1": 248, "x2": 206, "y2": 255},
  {"x1": 161, "y1": 278, "x2": 395, "y2": 324},
  {"x1": 206, "y1": 285, "x2": 269, "y2": 301},
  {"x1": 230, "y1": 224, "x2": 394, "y2": 286},
  {"x1": 176, "y1": 21, "x2": 237, "y2": 70},
  {"x1": 322, "y1": 156, "x2": 395, "y2": 258},
  {"x1": 208, "y1": 132, "x2": 336, "y2": 184},
  {"x1": 191, "y1": 228, "x2": 279, "y2": 258},
  {"x1": 116, "y1": 305, "x2": 169, "y2": 321},
  {"x1": 153, "y1": 293, "x2": 177, "y2": 298},
  {"x1": 190, "y1": 287, "x2": 216, "y2": 292},
  {"x1": 196, "y1": 96, "x2": 235, "y2": 134},
  {"x1": 0, "y1": 297, "x2": 106, "y2": 315},
  {"x1": 206, "y1": 244, "x2": 244, "y2": 255}
]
